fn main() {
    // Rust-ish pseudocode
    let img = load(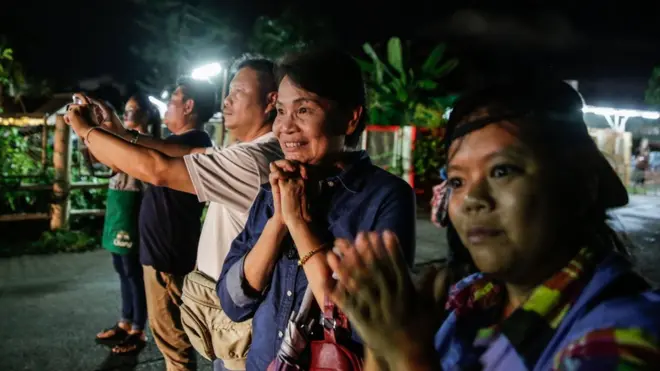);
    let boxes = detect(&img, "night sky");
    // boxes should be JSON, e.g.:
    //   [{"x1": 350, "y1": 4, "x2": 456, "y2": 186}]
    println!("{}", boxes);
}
[{"x1": 3, "y1": 0, "x2": 660, "y2": 107}]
